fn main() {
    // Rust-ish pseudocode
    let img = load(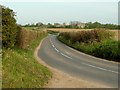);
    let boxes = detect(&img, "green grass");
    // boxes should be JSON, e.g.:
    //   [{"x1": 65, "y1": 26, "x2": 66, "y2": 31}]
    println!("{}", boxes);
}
[
  {"x1": 23, "y1": 27, "x2": 37, "y2": 30},
  {"x1": 58, "y1": 35, "x2": 120, "y2": 62},
  {"x1": 23, "y1": 27, "x2": 46, "y2": 31},
  {"x1": 2, "y1": 34, "x2": 52, "y2": 88}
]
